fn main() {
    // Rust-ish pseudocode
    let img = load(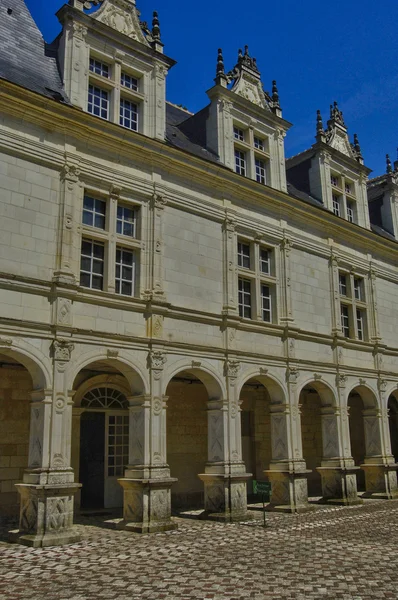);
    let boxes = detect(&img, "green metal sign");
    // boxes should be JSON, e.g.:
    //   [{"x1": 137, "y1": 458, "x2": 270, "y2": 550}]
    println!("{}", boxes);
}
[{"x1": 253, "y1": 480, "x2": 271, "y2": 495}]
